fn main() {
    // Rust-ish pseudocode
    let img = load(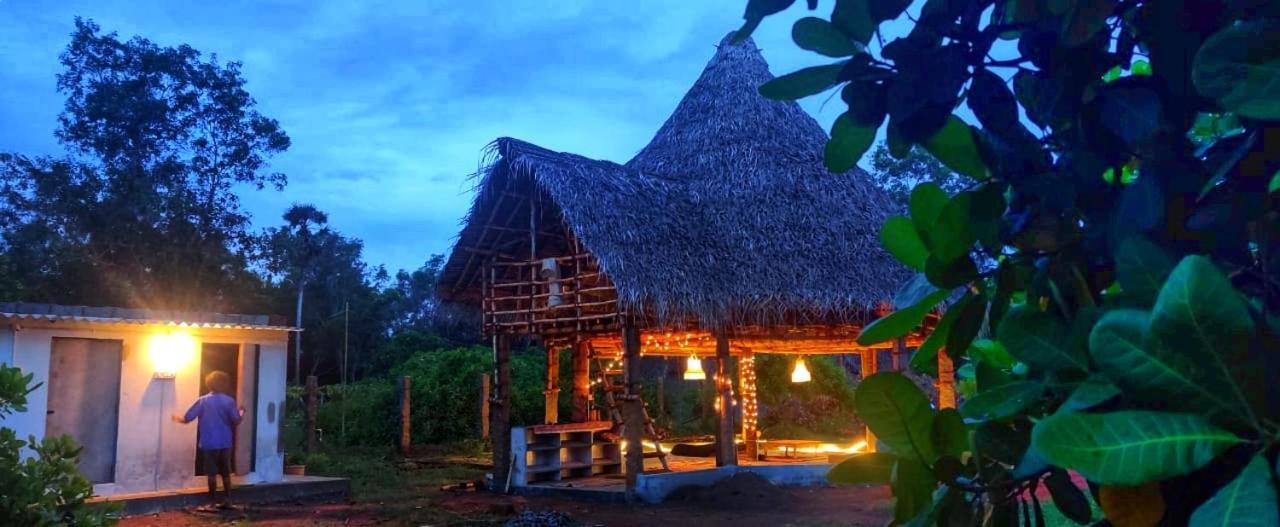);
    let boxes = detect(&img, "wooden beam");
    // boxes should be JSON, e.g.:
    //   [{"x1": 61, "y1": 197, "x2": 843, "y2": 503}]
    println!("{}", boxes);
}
[
  {"x1": 740, "y1": 351, "x2": 759, "y2": 461},
  {"x1": 621, "y1": 322, "x2": 644, "y2": 499},
  {"x1": 399, "y1": 376, "x2": 411, "y2": 454},
  {"x1": 490, "y1": 335, "x2": 512, "y2": 494},
  {"x1": 715, "y1": 328, "x2": 737, "y2": 467},
  {"x1": 937, "y1": 350, "x2": 957, "y2": 409},
  {"x1": 860, "y1": 349, "x2": 878, "y2": 453},
  {"x1": 571, "y1": 341, "x2": 591, "y2": 422},
  {"x1": 544, "y1": 347, "x2": 560, "y2": 424}
]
